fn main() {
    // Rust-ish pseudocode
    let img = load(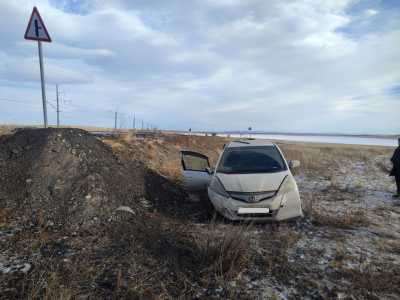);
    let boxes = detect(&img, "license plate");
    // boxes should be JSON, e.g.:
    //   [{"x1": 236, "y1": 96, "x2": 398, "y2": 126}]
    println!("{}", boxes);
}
[{"x1": 237, "y1": 207, "x2": 270, "y2": 214}]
